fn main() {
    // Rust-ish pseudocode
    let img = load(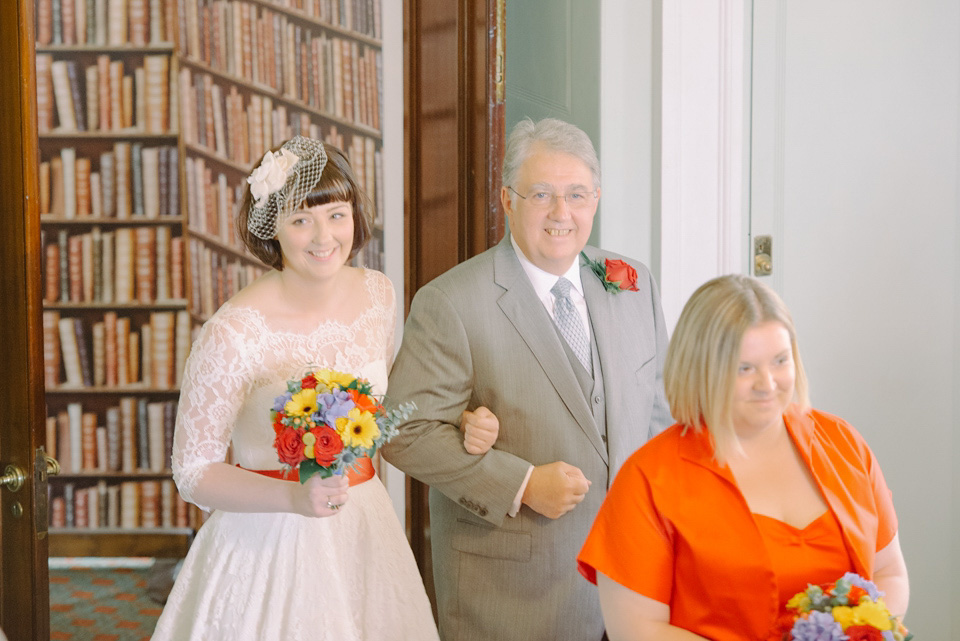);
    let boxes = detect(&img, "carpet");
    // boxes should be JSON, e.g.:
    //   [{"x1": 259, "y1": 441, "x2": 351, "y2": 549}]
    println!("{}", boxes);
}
[{"x1": 49, "y1": 559, "x2": 162, "y2": 641}]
